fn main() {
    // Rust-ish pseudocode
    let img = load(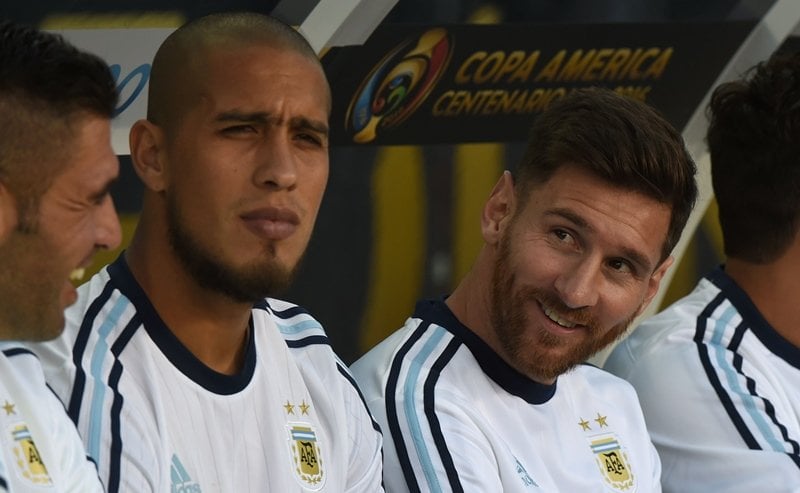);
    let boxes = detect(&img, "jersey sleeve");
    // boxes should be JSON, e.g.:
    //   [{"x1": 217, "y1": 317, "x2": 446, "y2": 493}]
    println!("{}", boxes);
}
[
  {"x1": 0, "y1": 347, "x2": 104, "y2": 493},
  {"x1": 64, "y1": 348, "x2": 167, "y2": 493},
  {"x1": 44, "y1": 385, "x2": 105, "y2": 493},
  {"x1": 379, "y1": 385, "x2": 505, "y2": 492},
  {"x1": 337, "y1": 363, "x2": 386, "y2": 493},
  {"x1": 612, "y1": 340, "x2": 800, "y2": 493},
  {"x1": 28, "y1": 314, "x2": 167, "y2": 492}
]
